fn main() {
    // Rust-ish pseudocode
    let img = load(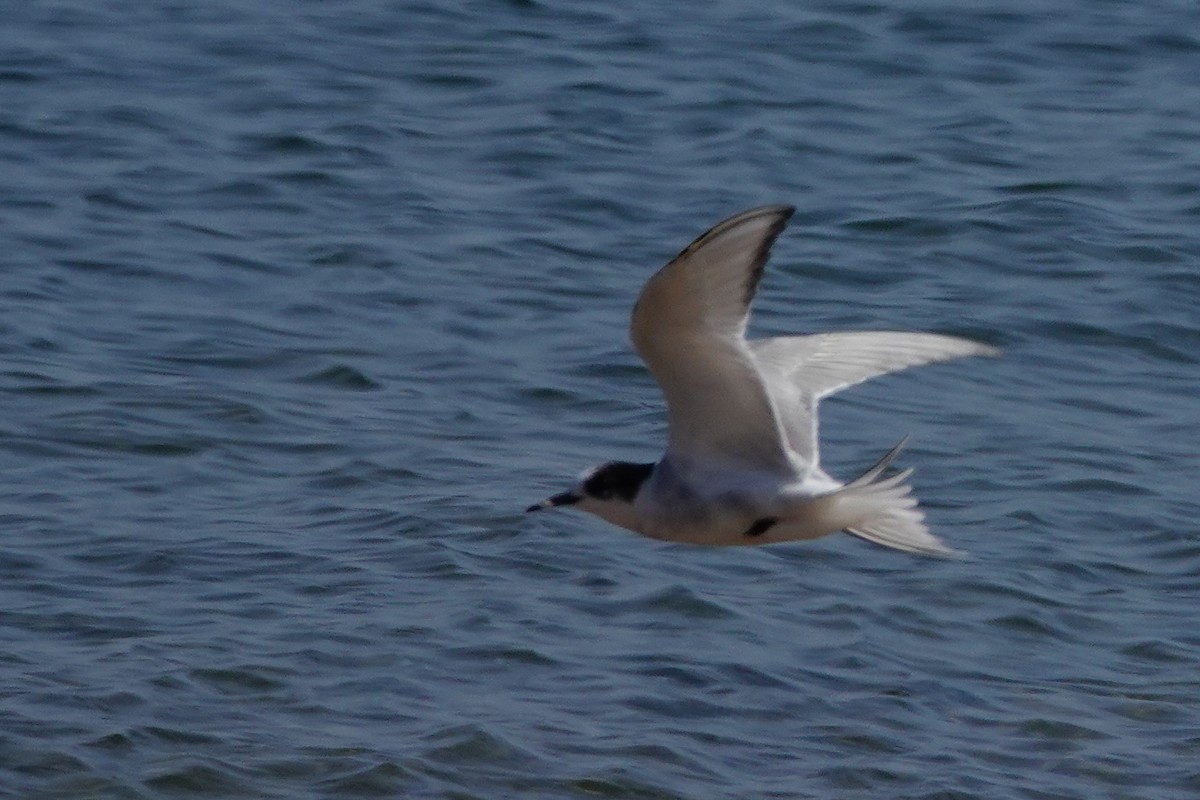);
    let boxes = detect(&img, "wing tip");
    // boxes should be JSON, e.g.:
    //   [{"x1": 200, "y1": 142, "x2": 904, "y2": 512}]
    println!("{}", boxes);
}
[
  {"x1": 677, "y1": 204, "x2": 796, "y2": 259},
  {"x1": 967, "y1": 340, "x2": 1002, "y2": 358}
]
